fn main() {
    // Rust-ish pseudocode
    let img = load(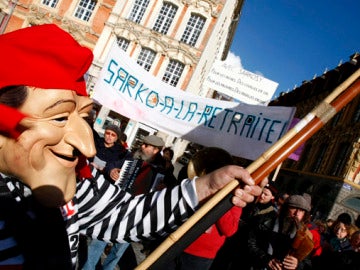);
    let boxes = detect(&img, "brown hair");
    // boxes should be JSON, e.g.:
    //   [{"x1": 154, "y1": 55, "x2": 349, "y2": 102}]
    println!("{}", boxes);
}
[
  {"x1": 0, "y1": 85, "x2": 28, "y2": 108},
  {"x1": 191, "y1": 147, "x2": 234, "y2": 175}
]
